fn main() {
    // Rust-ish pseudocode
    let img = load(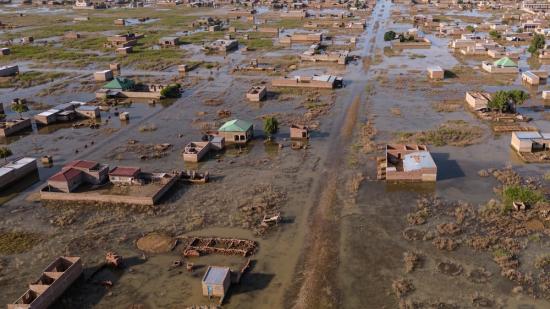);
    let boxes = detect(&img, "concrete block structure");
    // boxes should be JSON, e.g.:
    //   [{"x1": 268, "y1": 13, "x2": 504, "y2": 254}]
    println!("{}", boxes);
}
[
  {"x1": 272, "y1": 75, "x2": 343, "y2": 89},
  {"x1": 522, "y1": 71, "x2": 541, "y2": 85},
  {"x1": 0, "y1": 157, "x2": 38, "y2": 190},
  {"x1": 109, "y1": 166, "x2": 141, "y2": 185},
  {"x1": 290, "y1": 124, "x2": 309, "y2": 139},
  {"x1": 0, "y1": 118, "x2": 32, "y2": 137},
  {"x1": 182, "y1": 141, "x2": 211, "y2": 162},
  {"x1": 217, "y1": 119, "x2": 254, "y2": 144},
  {"x1": 8, "y1": 256, "x2": 82, "y2": 309},
  {"x1": 482, "y1": 57, "x2": 519, "y2": 74},
  {"x1": 427, "y1": 66, "x2": 444, "y2": 80},
  {"x1": 246, "y1": 86, "x2": 267, "y2": 102},
  {"x1": 76, "y1": 106, "x2": 100, "y2": 118},
  {"x1": 0, "y1": 65, "x2": 19, "y2": 77},
  {"x1": 159, "y1": 36, "x2": 180, "y2": 46},
  {"x1": 93, "y1": 70, "x2": 114, "y2": 82},
  {"x1": 202, "y1": 266, "x2": 231, "y2": 301},
  {"x1": 382, "y1": 144, "x2": 437, "y2": 182},
  {"x1": 511, "y1": 131, "x2": 550, "y2": 153},
  {"x1": 205, "y1": 39, "x2": 238, "y2": 52},
  {"x1": 465, "y1": 91, "x2": 492, "y2": 111},
  {"x1": 47, "y1": 160, "x2": 109, "y2": 193}
]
